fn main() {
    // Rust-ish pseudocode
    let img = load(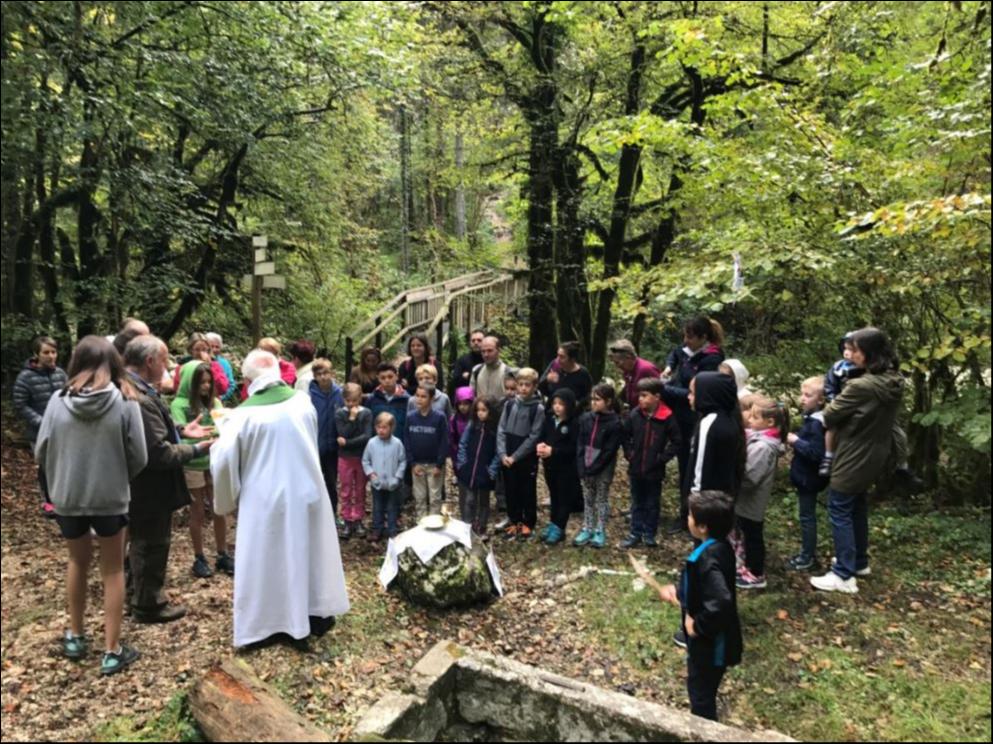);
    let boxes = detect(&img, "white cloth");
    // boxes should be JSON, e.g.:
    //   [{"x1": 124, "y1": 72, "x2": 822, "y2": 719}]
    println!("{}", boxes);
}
[
  {"x1": 378, "y1": 518, "x2": 503, "y2": 596},
  {"x1": 294, "y1": 362, "x2": 315, "y2": 392},
  {"x1": 210, "y1": 391, "x2": 350, "y2": 647}
]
